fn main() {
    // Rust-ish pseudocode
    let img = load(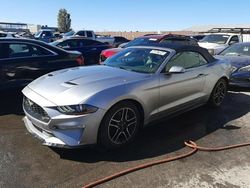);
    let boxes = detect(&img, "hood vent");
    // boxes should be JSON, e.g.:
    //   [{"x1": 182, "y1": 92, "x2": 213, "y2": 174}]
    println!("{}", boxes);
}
[
  {"x1": 61, "y1": 81, "x2": 78, "y2": 88},
  {"x1": 64, "y1": 81, "x2": 78, "y2": 85}
]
